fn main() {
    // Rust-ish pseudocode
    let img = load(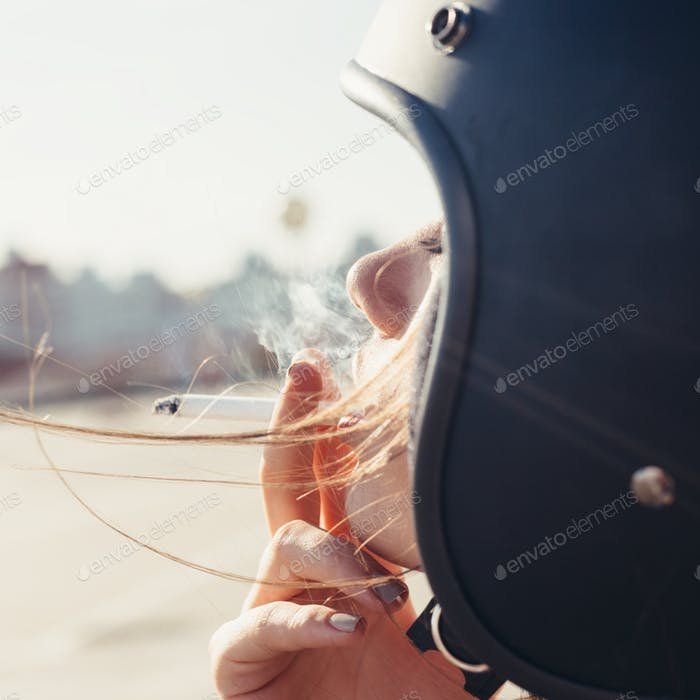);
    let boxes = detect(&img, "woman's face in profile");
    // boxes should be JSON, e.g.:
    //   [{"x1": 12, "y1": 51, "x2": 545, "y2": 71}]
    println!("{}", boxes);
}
[{"x1": 344, "y1": 221, "x2": 443, "y2": 570}]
